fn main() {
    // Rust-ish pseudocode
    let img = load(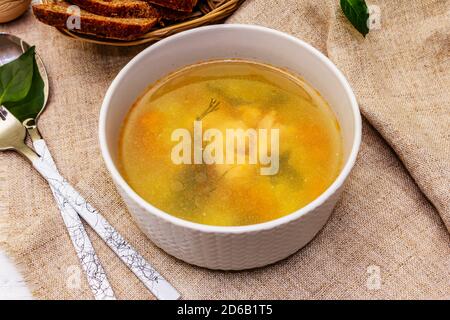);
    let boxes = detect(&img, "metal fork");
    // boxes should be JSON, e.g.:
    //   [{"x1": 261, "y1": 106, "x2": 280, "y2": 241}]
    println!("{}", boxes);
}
[{"x1": 0, "y1": 107, "x2": 180, "y2": 300}]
